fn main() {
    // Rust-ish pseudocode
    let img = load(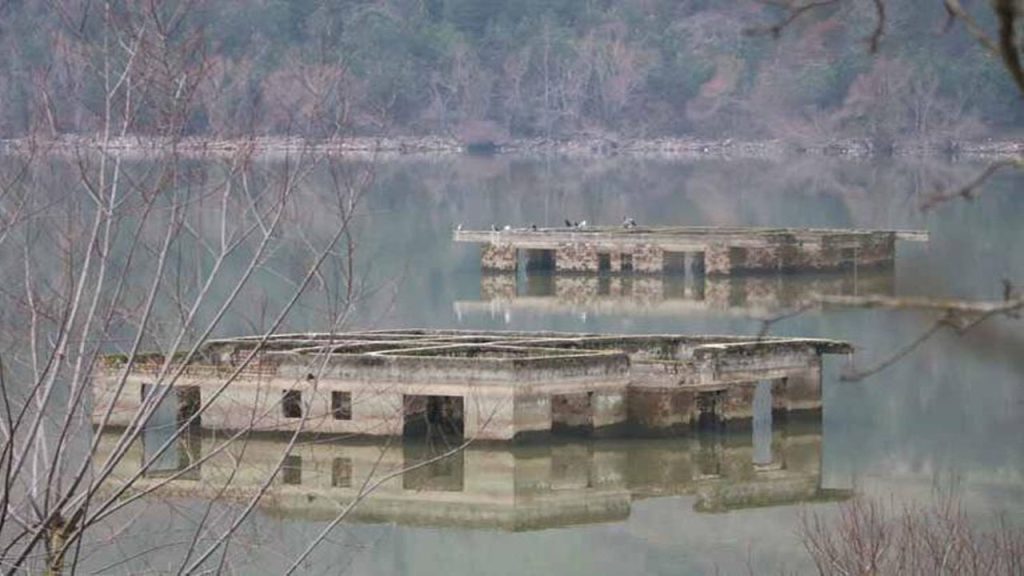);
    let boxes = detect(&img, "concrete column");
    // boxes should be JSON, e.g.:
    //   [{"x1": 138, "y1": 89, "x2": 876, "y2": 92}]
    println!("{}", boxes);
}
[
  {"x1": 513, "y1": 390, "x2": 553, "y2": 436},
  {"x1": 745, "y1": 245, "x2": 783, "y2": 273},
  {"x1": 481, "y1": 244, "x2": 518, "y2": 272},
  {"x1": 592, "y1": 389, "x2": 628, "y2": 430},
  {"x1": 632, "y1": 244, "x2": 664, "y2": 273},
  {"x1": 704, "y1": 244, "x2": 732, "y2": 275},
  {"x1": 752, "y1": 381, "x2": 773, "y2": 466},
  {"x1": 555, "y1": 243, "x2": 599, "y2": 272},
  {"x1": 467, "y1": 388, "x2": 516, "y2": 440}
]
